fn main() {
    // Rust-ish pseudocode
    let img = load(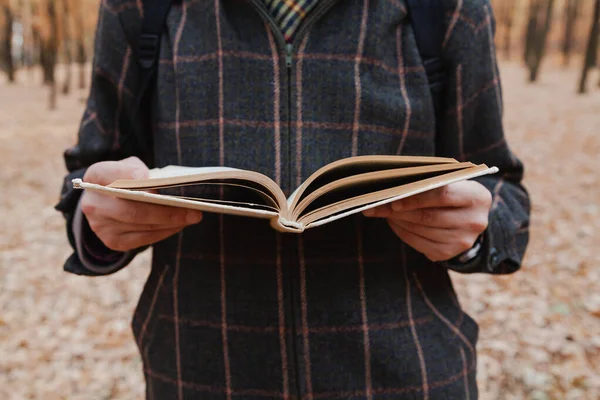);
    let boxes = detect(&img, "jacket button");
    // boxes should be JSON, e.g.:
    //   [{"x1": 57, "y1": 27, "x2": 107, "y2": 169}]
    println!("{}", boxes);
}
[{"x1": 489, "y1": 248, "x2": 499, "y2": 265}]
